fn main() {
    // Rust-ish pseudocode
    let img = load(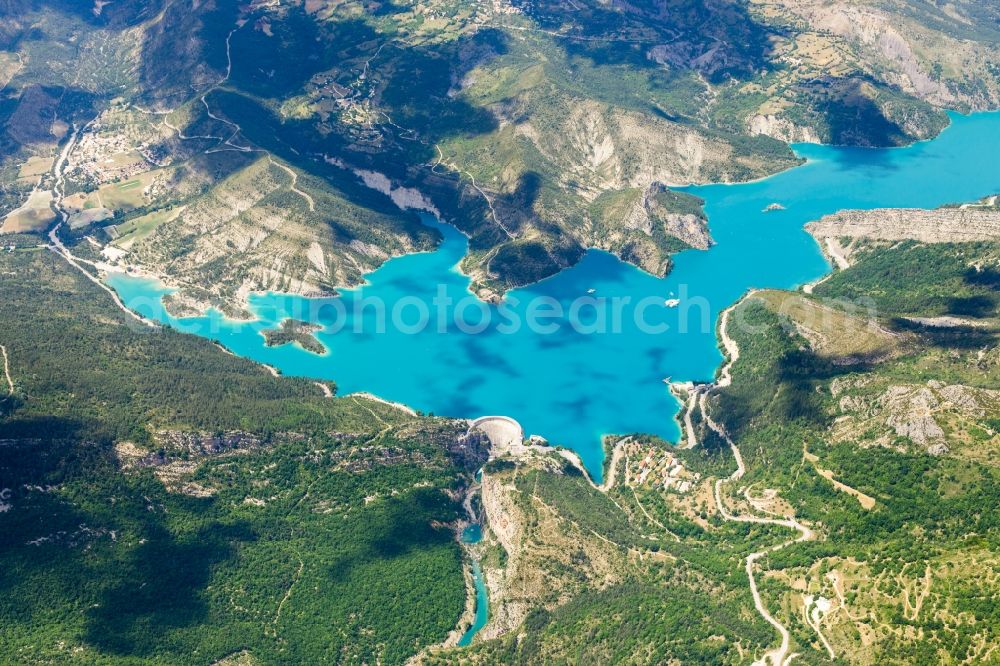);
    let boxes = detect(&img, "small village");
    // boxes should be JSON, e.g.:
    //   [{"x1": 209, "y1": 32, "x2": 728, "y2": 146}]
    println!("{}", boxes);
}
[{"x1": 622, "y1": 440, "x2": 700, "y2": 494}]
